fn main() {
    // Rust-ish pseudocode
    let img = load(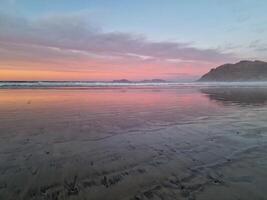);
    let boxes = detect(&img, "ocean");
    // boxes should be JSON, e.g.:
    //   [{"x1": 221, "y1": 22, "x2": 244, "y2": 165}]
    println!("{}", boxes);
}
[{"x1": 0, "y1": 83, "x2": 267, "y2": 199}]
